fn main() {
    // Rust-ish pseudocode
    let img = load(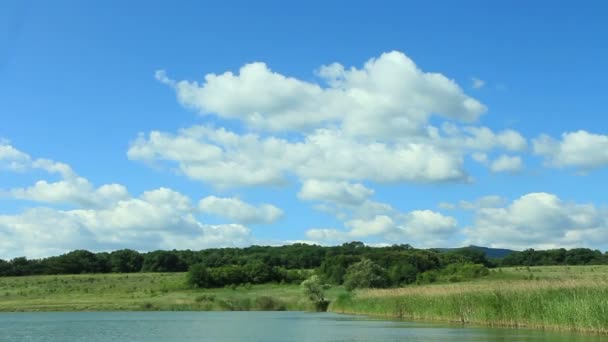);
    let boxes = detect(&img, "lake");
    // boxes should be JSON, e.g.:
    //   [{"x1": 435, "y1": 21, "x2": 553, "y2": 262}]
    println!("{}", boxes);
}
[{"x1": 0, "y1": 311, "x2": 602, "y2": 341}]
